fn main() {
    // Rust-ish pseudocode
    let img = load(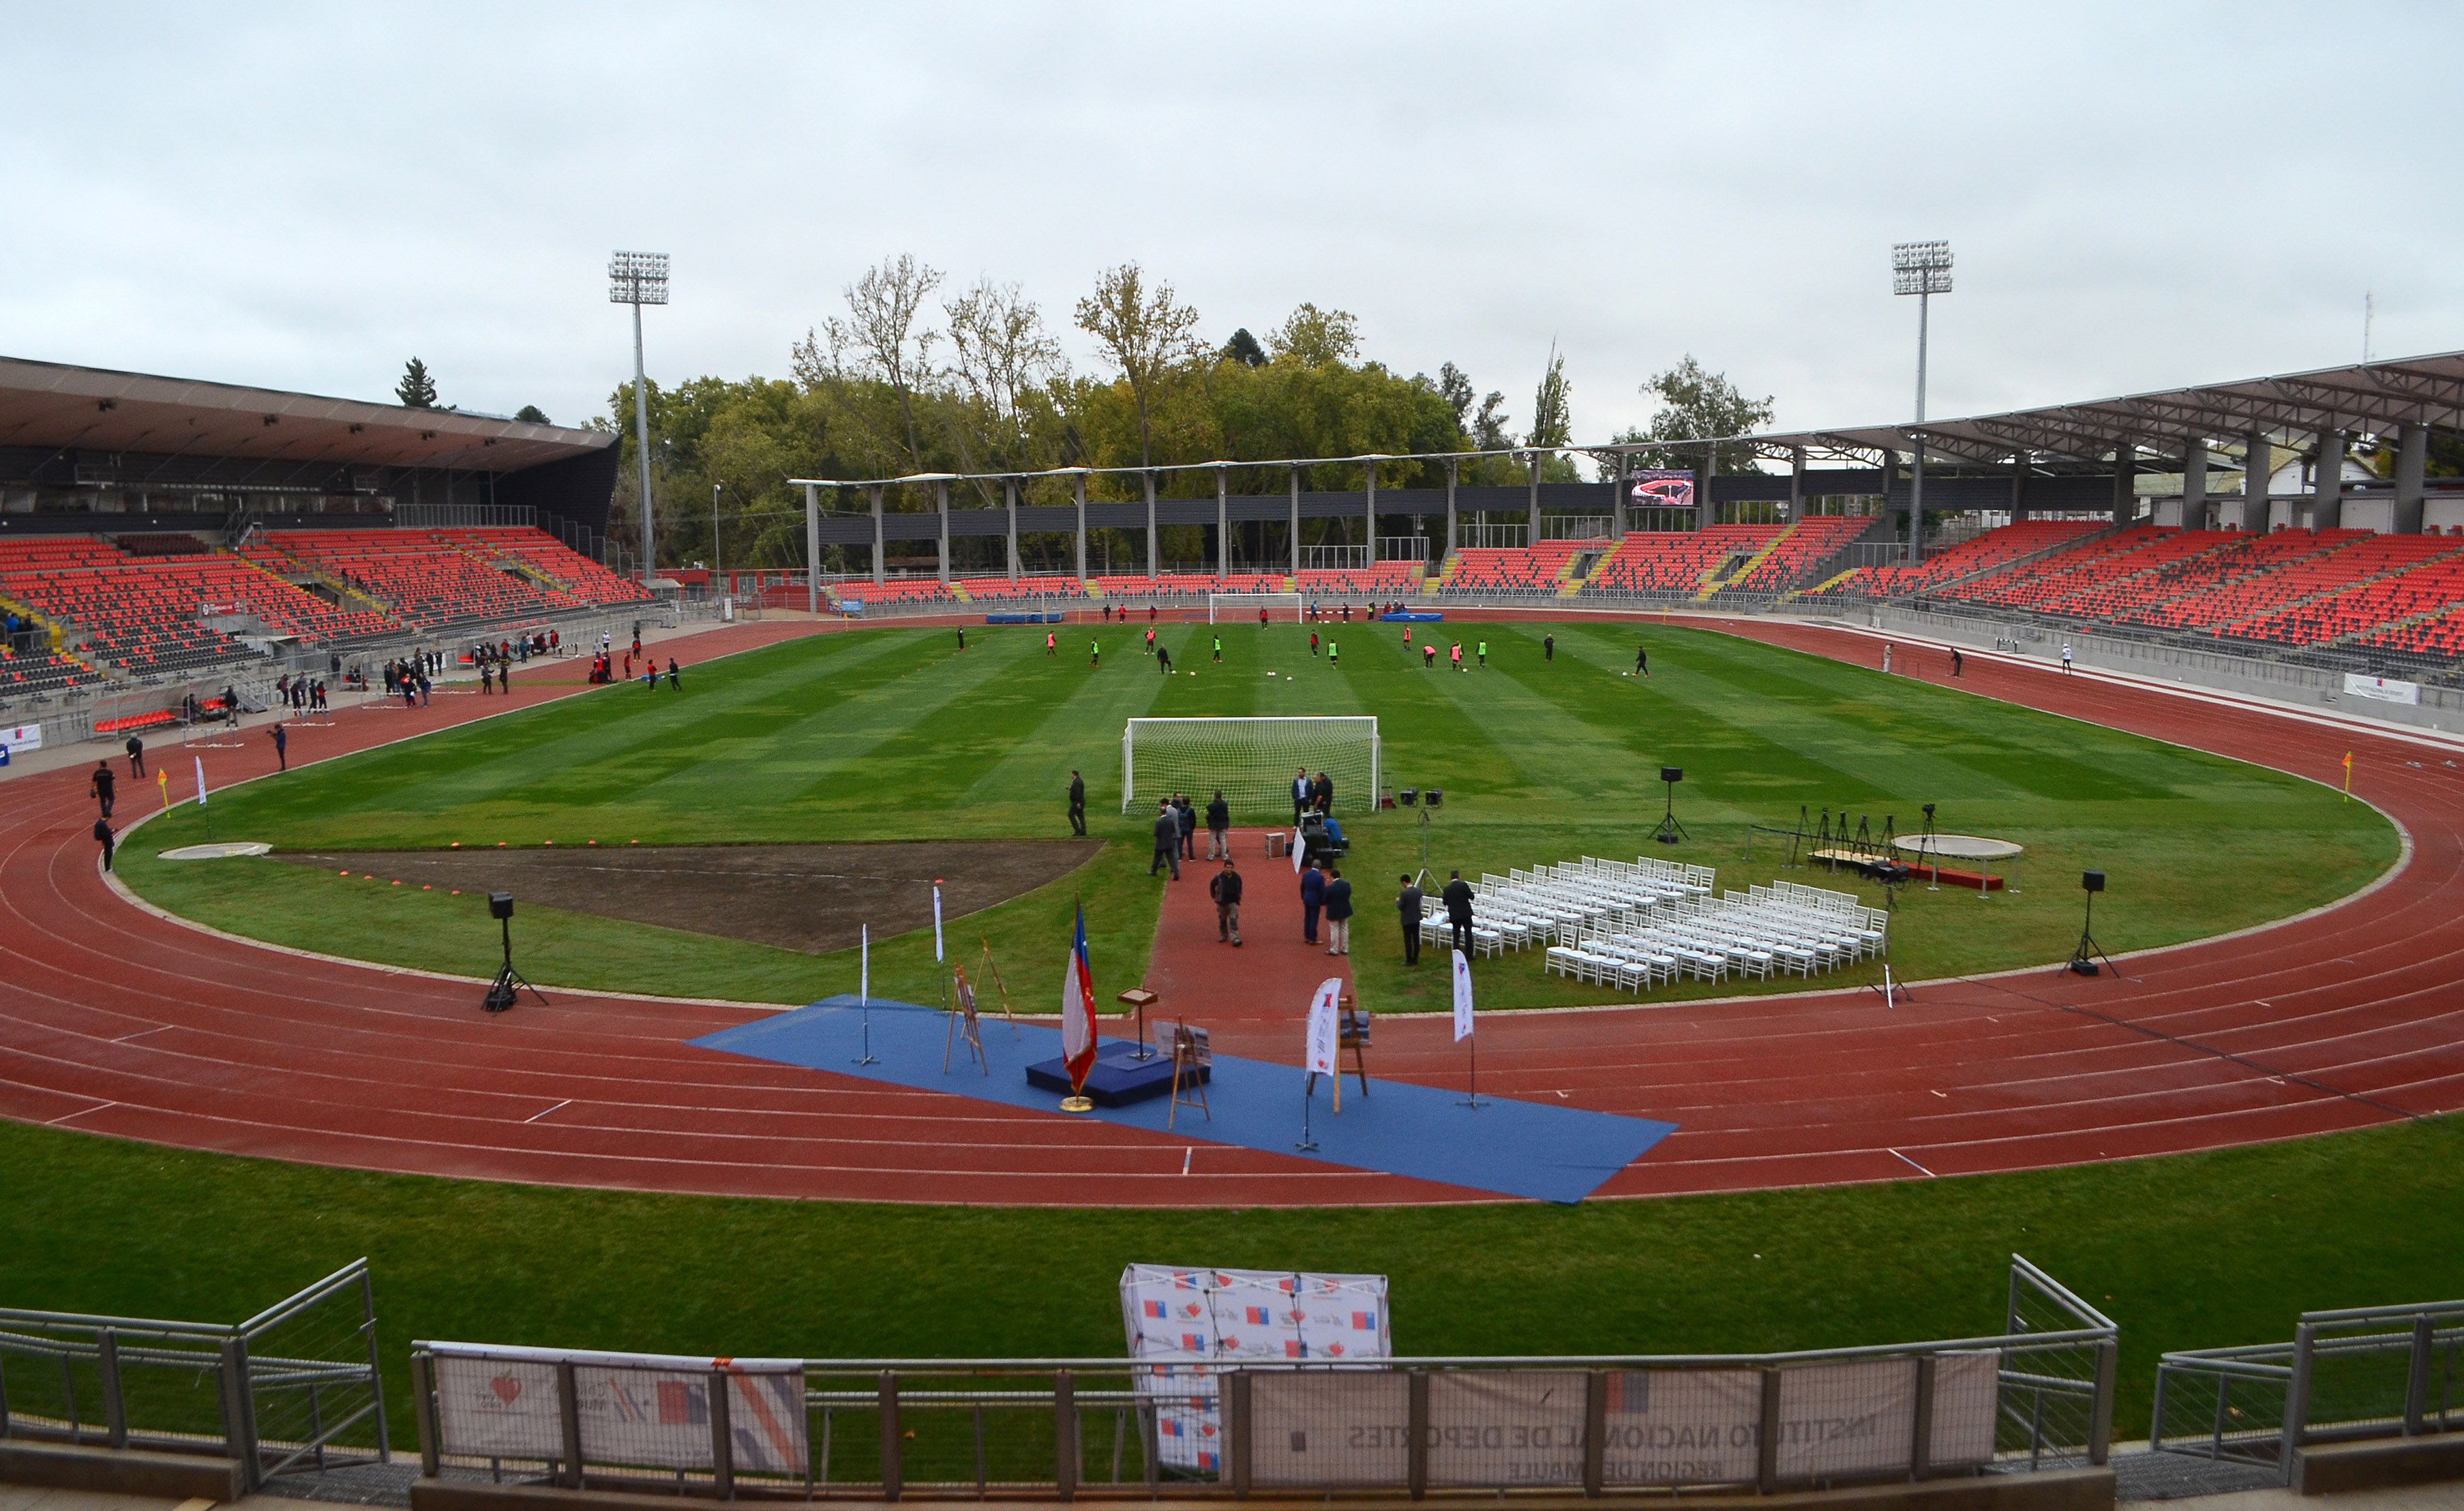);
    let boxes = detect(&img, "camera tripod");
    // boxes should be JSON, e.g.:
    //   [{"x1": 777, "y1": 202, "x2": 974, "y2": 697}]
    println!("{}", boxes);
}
[
  {"x1": 483, "y1": 913, "x2": 550, "y2": 1013},
  {"x1": 2064, "y1": 890, "x2": 2120, "y2": 979}
]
